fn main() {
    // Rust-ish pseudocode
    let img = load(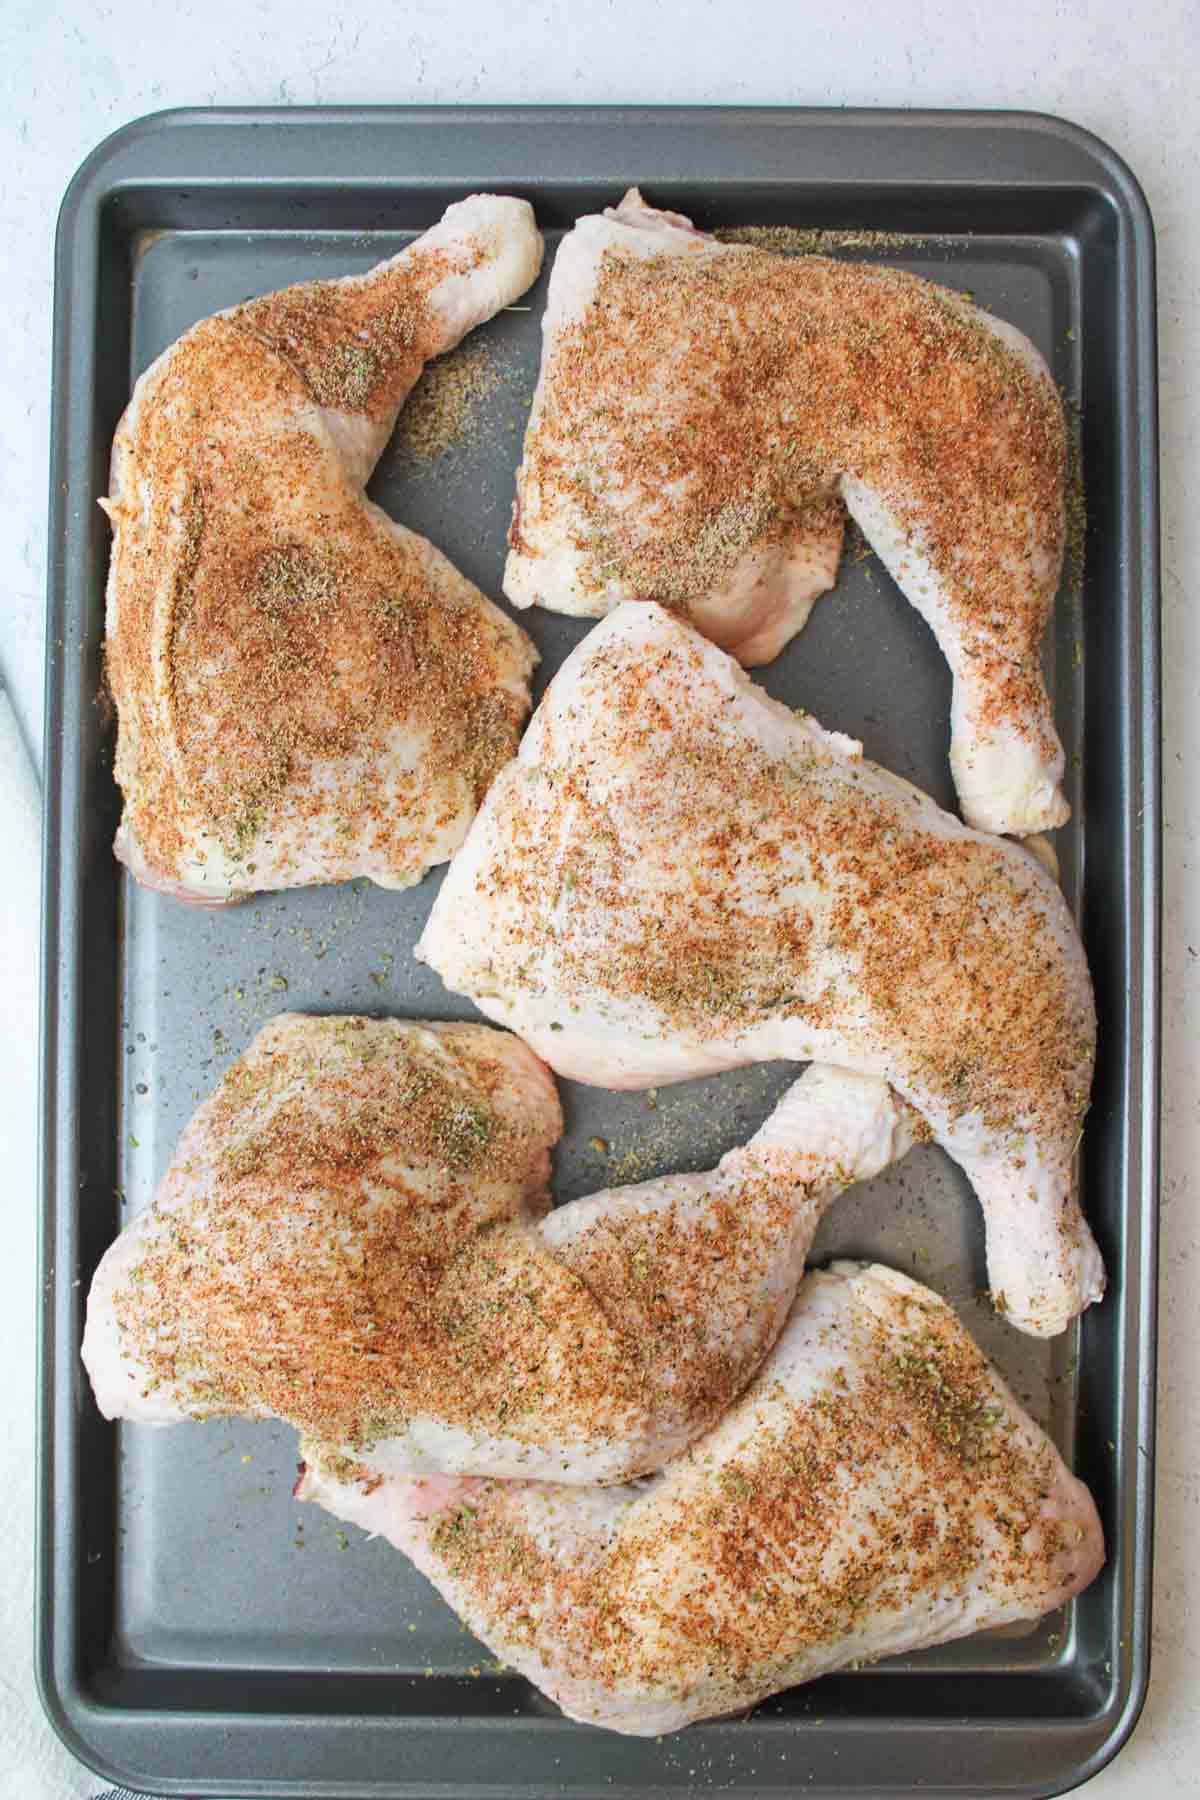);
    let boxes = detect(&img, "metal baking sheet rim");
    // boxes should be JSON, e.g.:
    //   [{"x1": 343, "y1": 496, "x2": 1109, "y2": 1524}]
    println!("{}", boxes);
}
[{"x1": 37, "y1": 106, "x2": 1161, "y2": 1799}]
